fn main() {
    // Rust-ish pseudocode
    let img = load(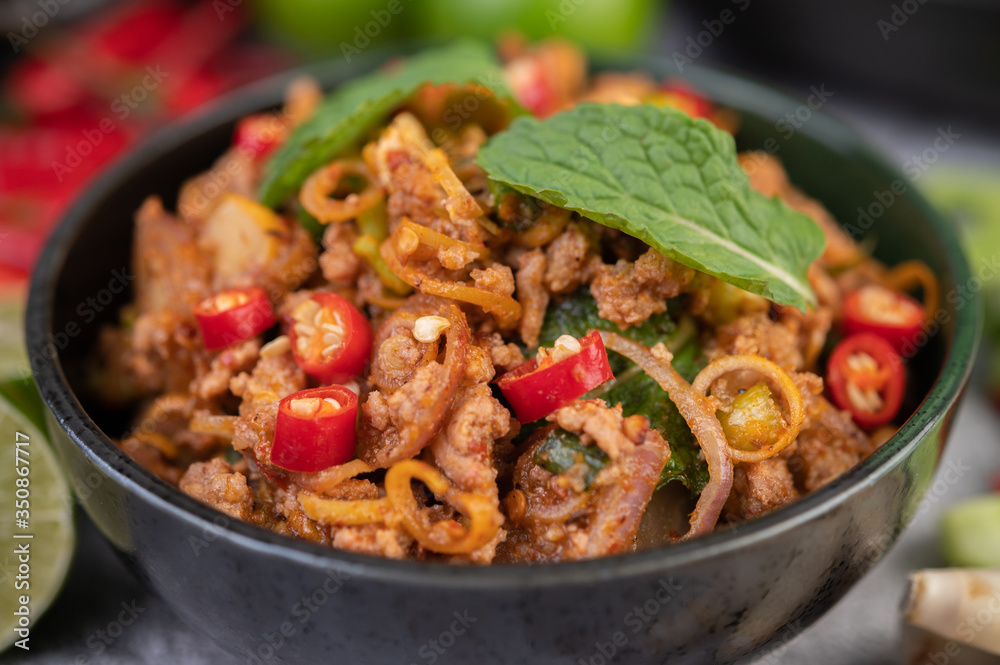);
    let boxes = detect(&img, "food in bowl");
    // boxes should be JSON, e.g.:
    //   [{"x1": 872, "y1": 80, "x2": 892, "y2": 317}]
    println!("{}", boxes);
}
[{"x1": 89, "y1": 39, "x2": 939, "y2": 564}]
